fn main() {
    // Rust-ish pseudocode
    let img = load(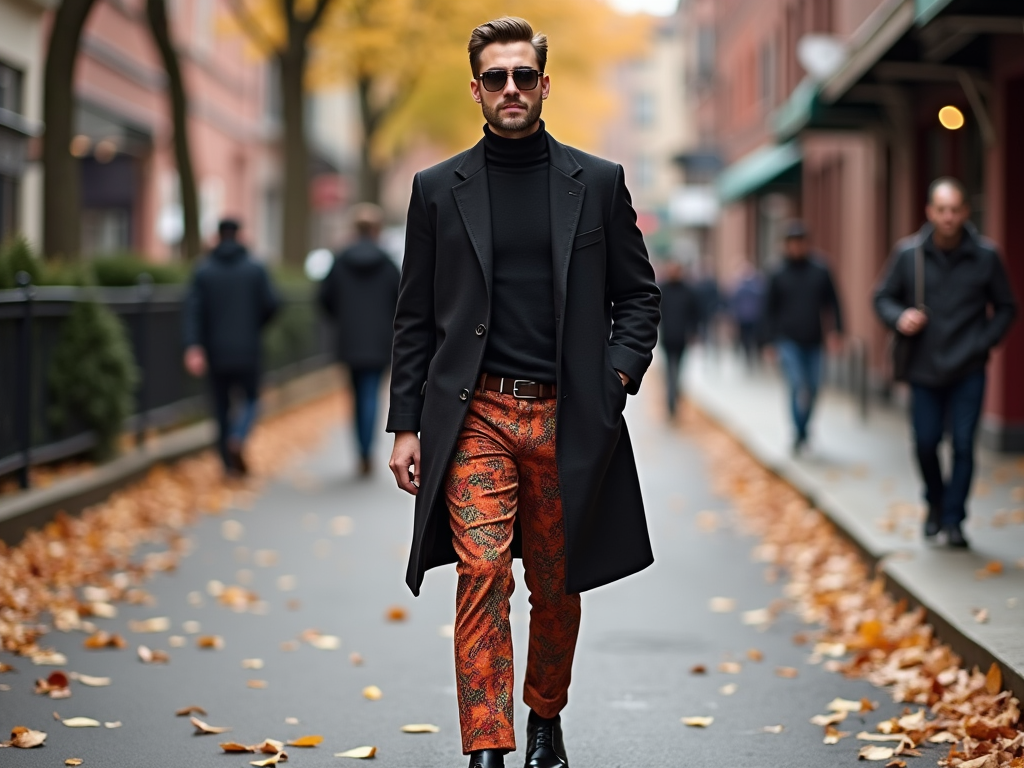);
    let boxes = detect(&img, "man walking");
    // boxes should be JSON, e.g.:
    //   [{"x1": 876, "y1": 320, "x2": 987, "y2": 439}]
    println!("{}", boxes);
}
[
  {"x1": 658, "y1": 260, "x2": 699, "y2": 418},
  {"x1": 730, "y1": 260, "x2": 765, "y2": 368},
  {"x1": 874, "y1": 178, "x2": 1016, "y2": 548},
  {"x1": 386, "y1": 17, "x2": 660, "y2": 768},
  {"x1": 184, "y1": 218, "x2": 279, "y2": 475},
  {"x1": 764, "y1": 220, "x2": 843, "y2": 454},
  {"x1": 318, "y1": 203, "x2": 400, "y2": 476}
]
